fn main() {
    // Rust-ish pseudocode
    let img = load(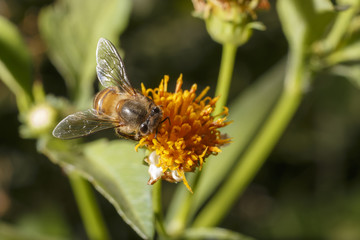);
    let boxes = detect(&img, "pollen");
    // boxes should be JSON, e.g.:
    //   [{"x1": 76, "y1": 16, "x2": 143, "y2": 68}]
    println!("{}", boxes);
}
[{"x1": 136, "y1": 74, "x2": 231, "y2": 192}]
